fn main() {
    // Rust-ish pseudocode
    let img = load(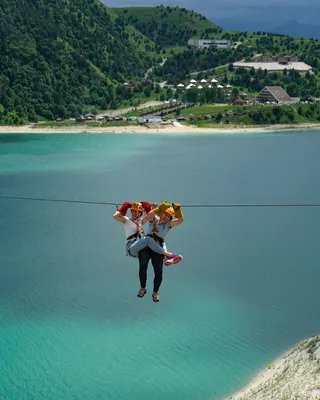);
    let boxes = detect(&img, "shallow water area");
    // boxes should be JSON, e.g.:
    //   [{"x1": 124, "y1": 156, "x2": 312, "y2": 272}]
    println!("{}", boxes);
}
[{"x1": 1, "y1": 131, "x2": 320, "y2": 400}]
